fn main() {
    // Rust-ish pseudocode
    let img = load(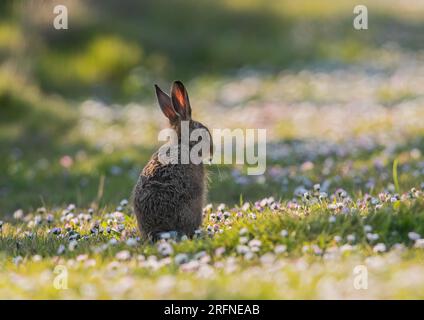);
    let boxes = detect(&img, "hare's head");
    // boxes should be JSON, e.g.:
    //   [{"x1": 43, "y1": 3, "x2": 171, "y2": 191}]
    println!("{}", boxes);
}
[{"x1": 155, "y1": 81, "x2": 213, "y2": 163}]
